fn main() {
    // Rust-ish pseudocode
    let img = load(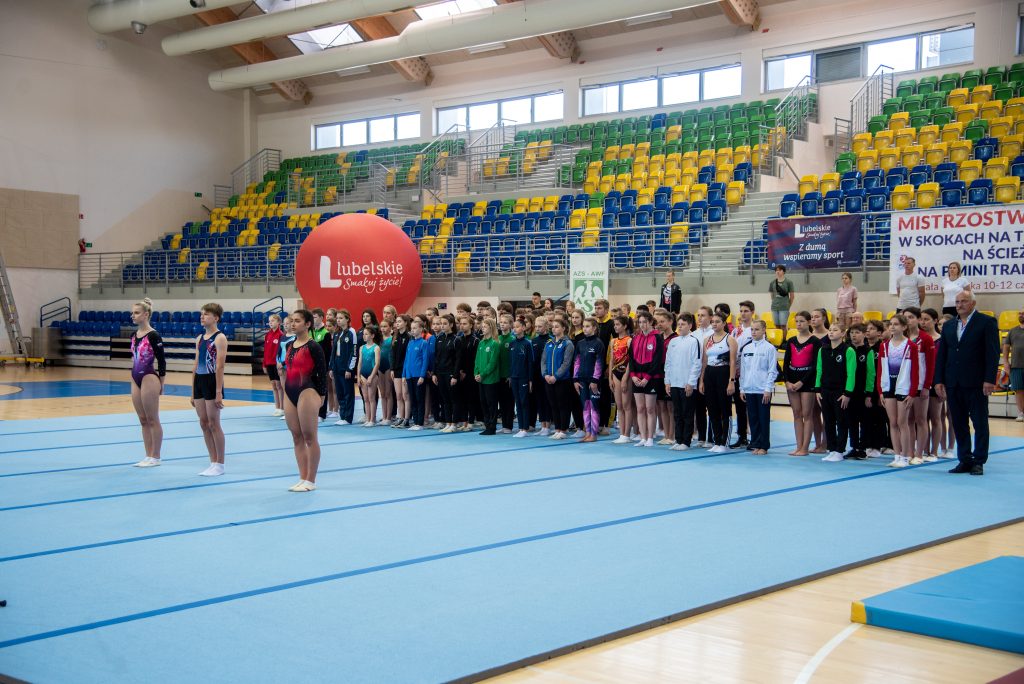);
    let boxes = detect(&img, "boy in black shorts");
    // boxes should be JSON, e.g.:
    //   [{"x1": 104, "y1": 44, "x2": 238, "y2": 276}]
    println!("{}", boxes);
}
[{"x1": 192, "y1": 303, "x2": 228, "y2": 476}]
